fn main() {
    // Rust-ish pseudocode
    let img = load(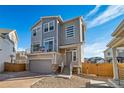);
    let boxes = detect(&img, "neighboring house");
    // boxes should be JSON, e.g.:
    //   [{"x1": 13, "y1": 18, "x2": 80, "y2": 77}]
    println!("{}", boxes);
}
[
  {"x1": 106, "y1": 20, "x2": 124, "y2": 80},
  {"x1": 16, "y1": 51, "x2": 28, "y2": 63},
  {"x1": 0, "y1": 29, "x2": 18, "y2": 72},
  {"x1": 28, "y1": 16, "x2": 86, "y2": 74},
  {"x1": 104, "y1": 47, "x2": 124, "y2": 63},
  {"x1": 88, "y1": 57, "x2": 104, "y2": 63}
]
